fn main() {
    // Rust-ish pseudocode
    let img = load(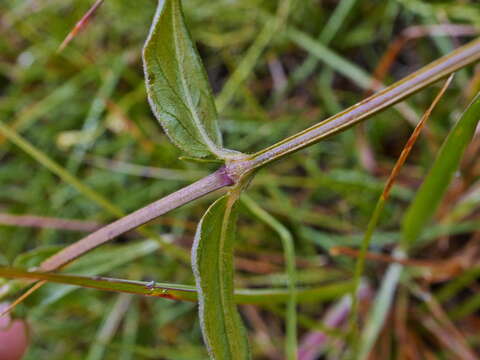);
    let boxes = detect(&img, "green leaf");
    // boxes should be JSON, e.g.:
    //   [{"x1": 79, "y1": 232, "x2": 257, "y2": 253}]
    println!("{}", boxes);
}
[
  {"x1": 143, "y1": 0, "x2": 224, "y2": 158},
  {"x1": 192, "y1": 195, "x2": 251, "y2": 360},
  {"x1": 401, "y1": 91, "x2": 480, "y2": 248}
]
